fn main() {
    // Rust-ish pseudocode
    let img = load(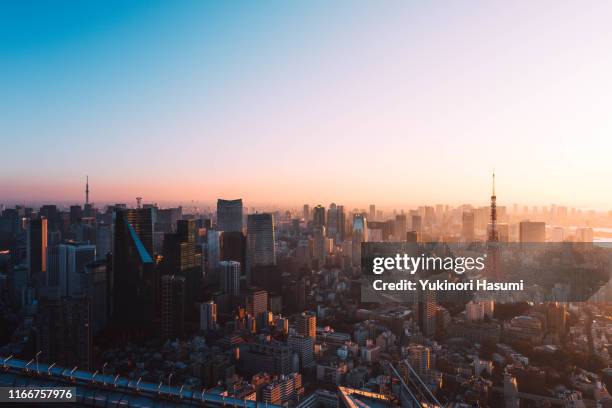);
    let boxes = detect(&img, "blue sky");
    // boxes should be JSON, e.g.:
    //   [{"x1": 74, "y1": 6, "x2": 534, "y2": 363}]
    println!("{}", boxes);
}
[{"x1": 2, "y1": 1, "x2": 612, "y2": 209}]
